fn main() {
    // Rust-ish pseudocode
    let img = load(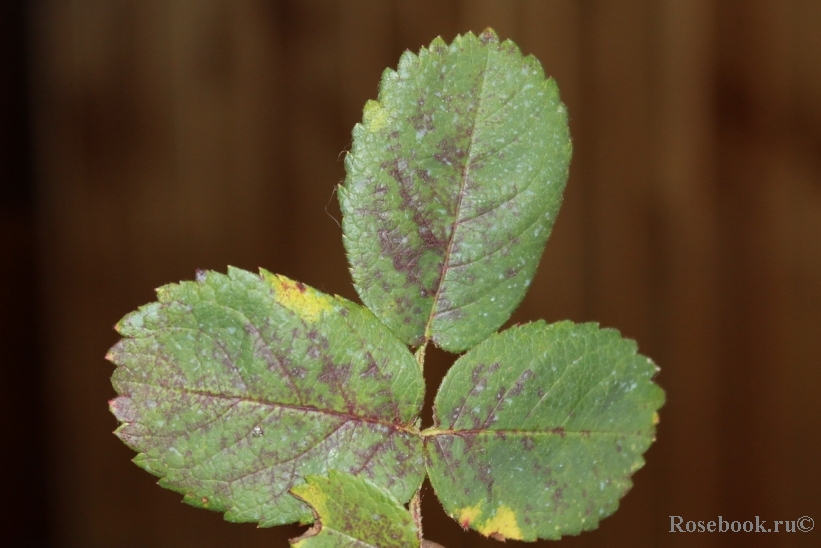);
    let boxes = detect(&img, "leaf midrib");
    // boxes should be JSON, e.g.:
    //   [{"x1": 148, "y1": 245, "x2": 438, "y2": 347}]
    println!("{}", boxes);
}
[
  {"x1": 421, "y1": 44, "x2": 492, "y2": 345},
  {"x1": 420, "y1": 428, "x2": 650, "y2": 438},
  {"x1": 121, "y1": 380, "x2": 418, "y2": 434}
]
